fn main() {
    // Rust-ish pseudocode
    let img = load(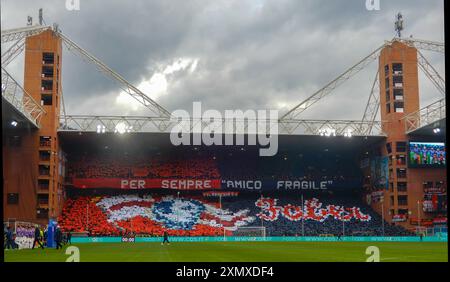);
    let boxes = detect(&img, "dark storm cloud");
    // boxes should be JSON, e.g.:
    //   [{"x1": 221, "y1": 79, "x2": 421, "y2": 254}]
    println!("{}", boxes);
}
[{"x1": 1, "y1": 0, "x2": 445, "y2": 118}]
